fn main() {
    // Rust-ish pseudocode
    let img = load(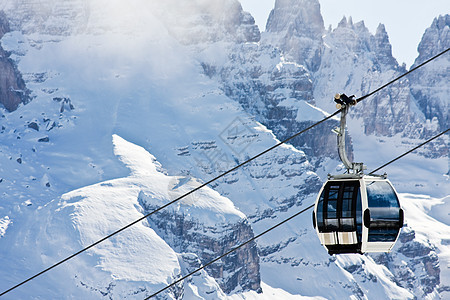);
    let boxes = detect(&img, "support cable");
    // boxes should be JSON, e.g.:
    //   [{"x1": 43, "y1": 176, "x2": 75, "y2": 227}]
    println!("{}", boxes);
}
[
  {"x1": 356, "y1": 47, "x2": 450, "y2": 103},
  {"x1": 145, "y1": 203, "x2": 315, "y2": 299},
  {"x1": 147, "y1": 127, "x2": 449, "y2": 299},
  {"x1": 0, "y1": 111, "x2": 338, "y2": 297},
  {"x1": 1, "y1": 47, "x2": 448, "y2": 298},
  {"x1": 369, "y1": 127, "x2": 450, "y2": 175}
]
